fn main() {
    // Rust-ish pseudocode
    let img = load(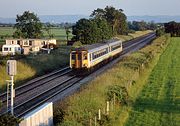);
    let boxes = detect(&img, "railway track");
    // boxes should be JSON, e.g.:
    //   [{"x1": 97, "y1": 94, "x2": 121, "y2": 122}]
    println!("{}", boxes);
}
[
  {"x1": 15, "y1": 76, "x2": 83, "y2": 117},
  {"x1": 0, "y1": 67, "x2": 71, "y2": 104},
  {"x1": 0, "y1": 33, "x2": 156, "y2": 118}
]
